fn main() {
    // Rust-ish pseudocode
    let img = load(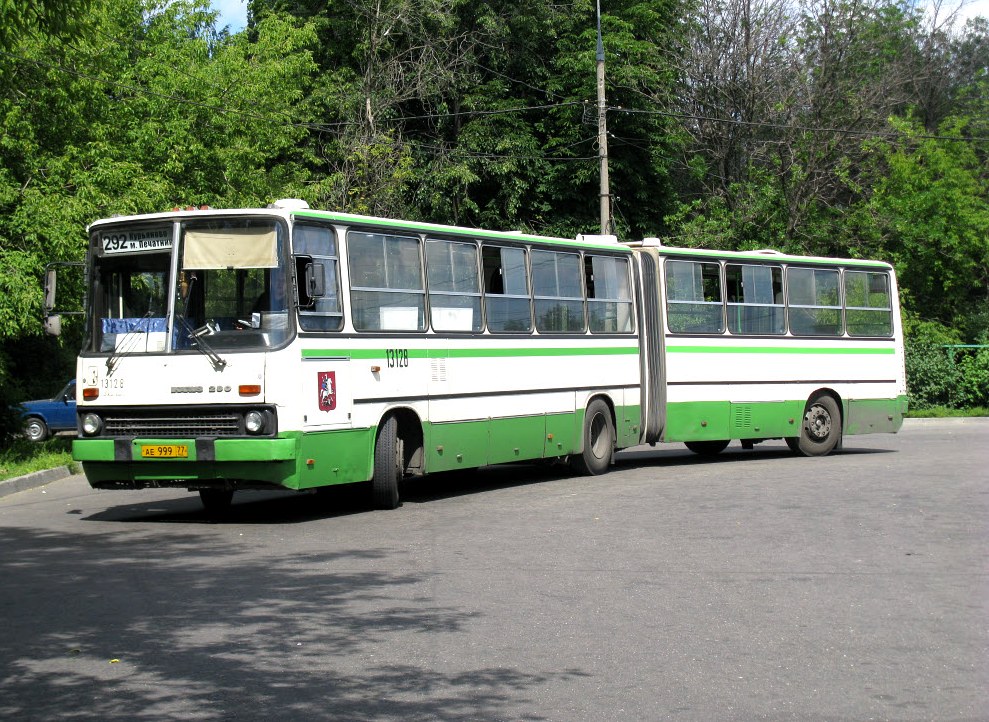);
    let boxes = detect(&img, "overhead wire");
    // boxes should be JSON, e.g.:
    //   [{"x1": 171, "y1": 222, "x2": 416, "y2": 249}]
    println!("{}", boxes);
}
[{"x1": 3, "y1": 42, "x2": 987, "y2": 161}]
